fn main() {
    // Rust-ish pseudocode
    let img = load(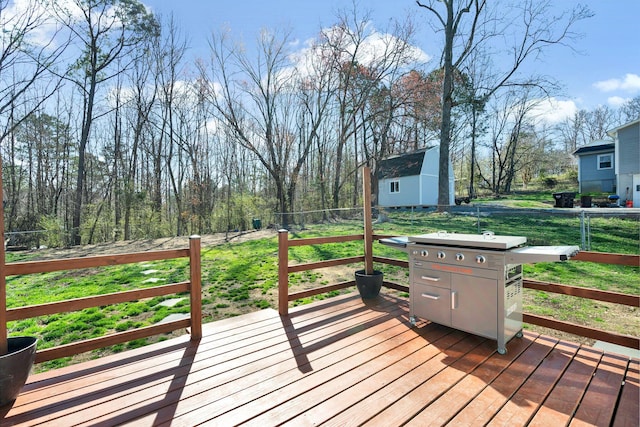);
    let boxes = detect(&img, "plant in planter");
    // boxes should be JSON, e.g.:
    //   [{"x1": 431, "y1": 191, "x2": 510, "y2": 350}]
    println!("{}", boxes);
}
[
  {"x1": 0, "y1": 160, "x2": 37, "y2": 407},
  {"x1": 354, "y1": 167, "x2": 383, "y2": 299}
]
